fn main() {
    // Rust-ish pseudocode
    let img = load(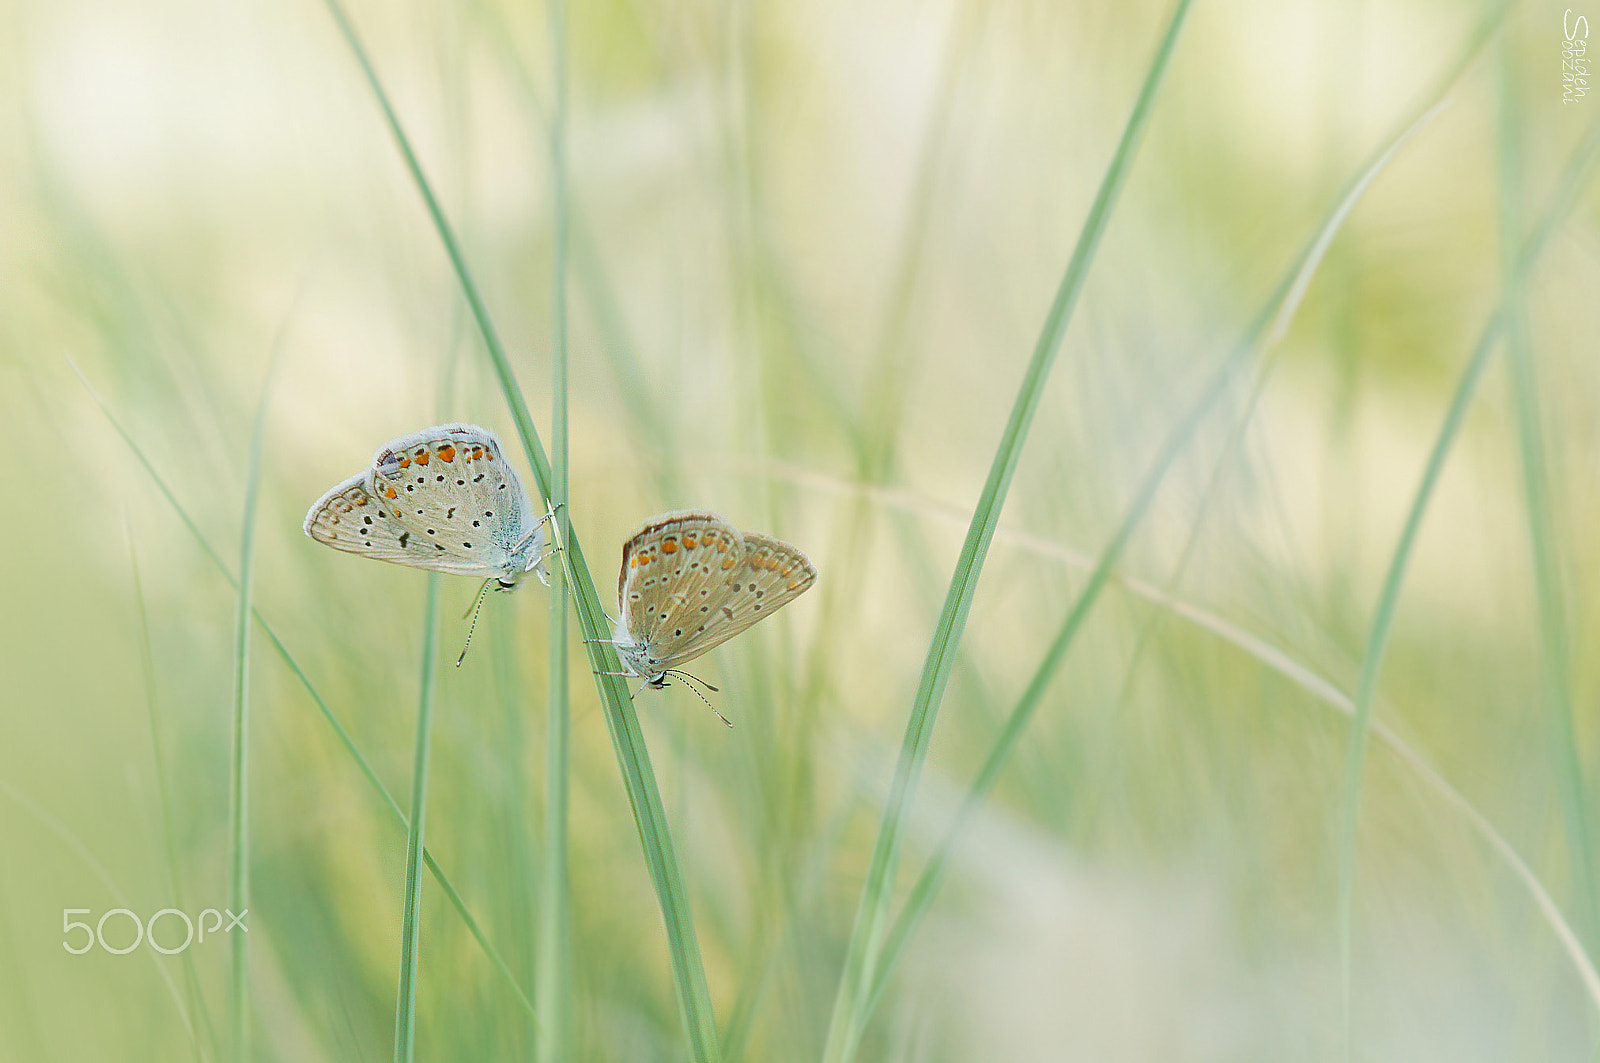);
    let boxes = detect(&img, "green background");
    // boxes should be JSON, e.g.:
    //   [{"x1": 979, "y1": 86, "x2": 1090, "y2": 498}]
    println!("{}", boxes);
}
[{"x1": 2, "y1": 0, "x2": 1598, "y2": 1059}]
